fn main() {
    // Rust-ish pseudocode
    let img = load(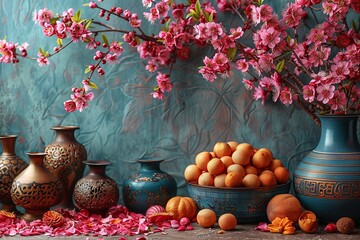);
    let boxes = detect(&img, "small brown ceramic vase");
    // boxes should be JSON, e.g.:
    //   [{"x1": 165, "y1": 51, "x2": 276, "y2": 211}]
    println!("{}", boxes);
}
[
  {"x1": 11, "y1": 152, "x2": 63, "y2": 222},
  {"x1": 44, "y1": 126, "x2": 87, "y2": 209},
  {"x1": 73, "y1": 160, "x2": 119, "y2": 215},
  {"x1": 0, "y1": 135, "x2": 28, "y2": 212}
]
